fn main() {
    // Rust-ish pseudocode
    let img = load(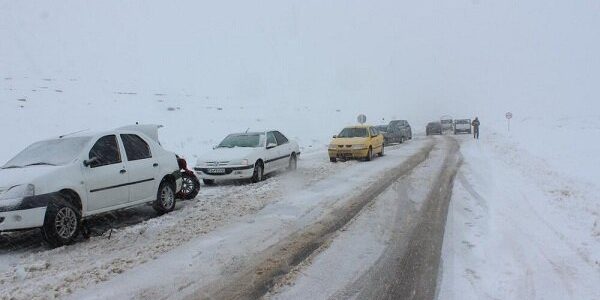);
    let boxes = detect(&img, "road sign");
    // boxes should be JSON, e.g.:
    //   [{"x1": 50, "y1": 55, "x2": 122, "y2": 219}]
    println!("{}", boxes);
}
[
  {"x1": 357, "y1": 114, "x2": 367, "y2": 124},
  {"x1": 506, "y1": 112, "x2": 513, "y2": 119}
]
